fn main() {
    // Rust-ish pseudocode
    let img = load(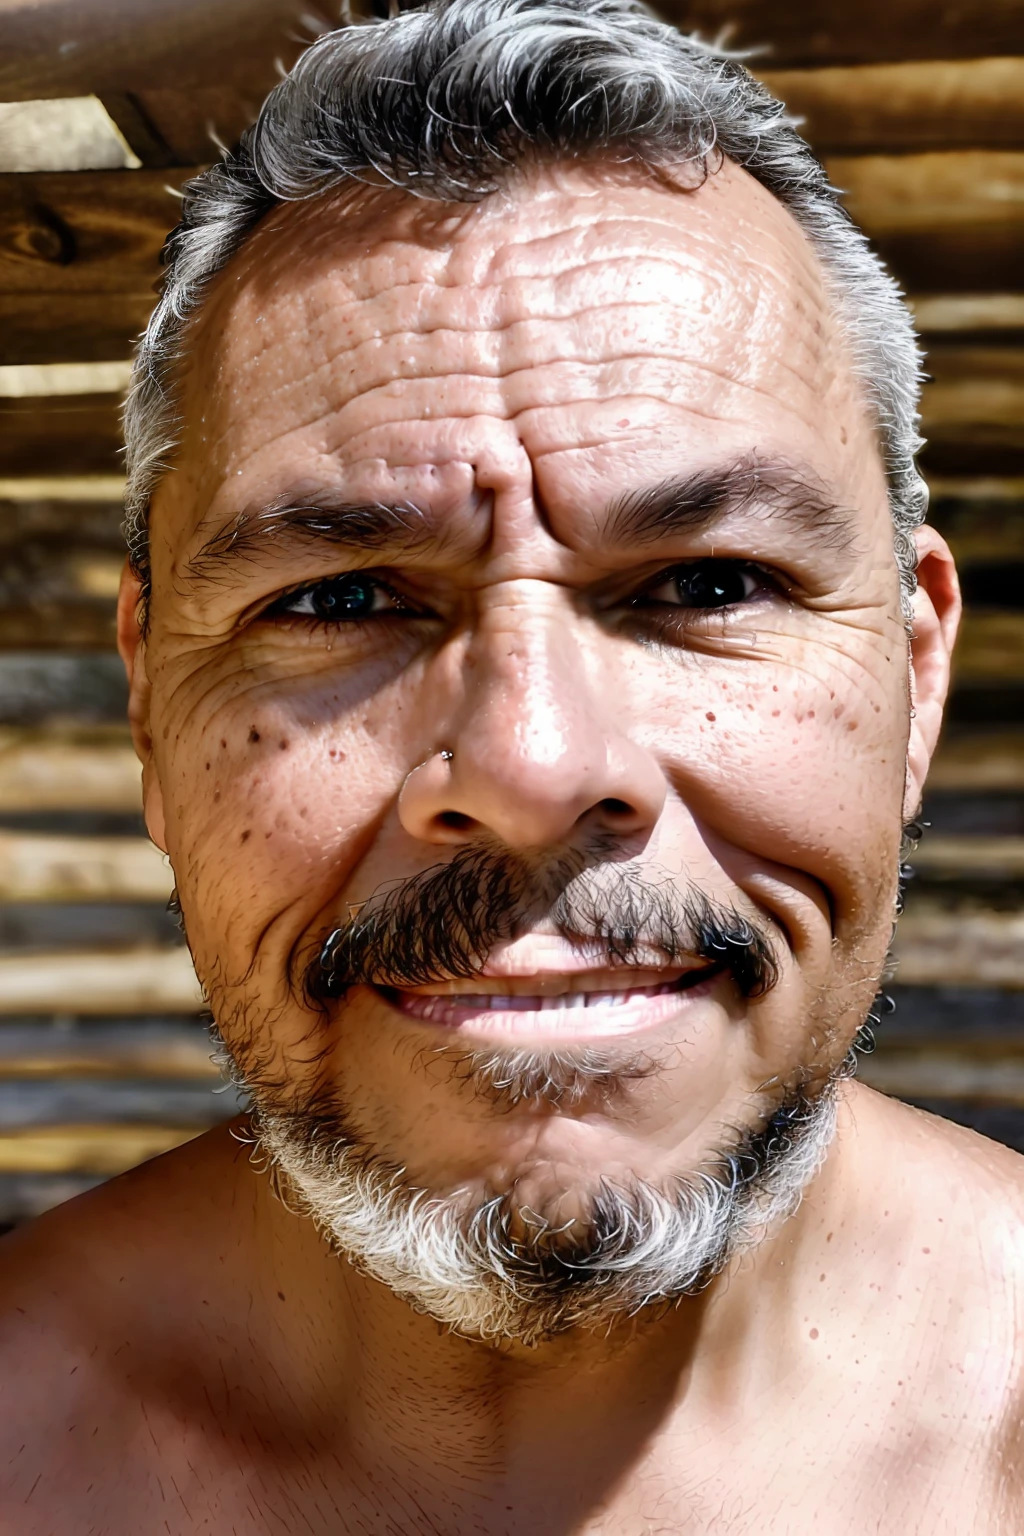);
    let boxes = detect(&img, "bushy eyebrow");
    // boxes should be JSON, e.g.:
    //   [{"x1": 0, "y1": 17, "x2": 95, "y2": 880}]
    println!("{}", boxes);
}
[
  {"x1": 184, "y1": 454, "x2": 856, "y2": 591},
  {"x1": 185, "y1": 494, "x2": 438, "y2": 586},
  {"x1": 606, "y1": 455, "x2": 858, "y2": 553}
]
